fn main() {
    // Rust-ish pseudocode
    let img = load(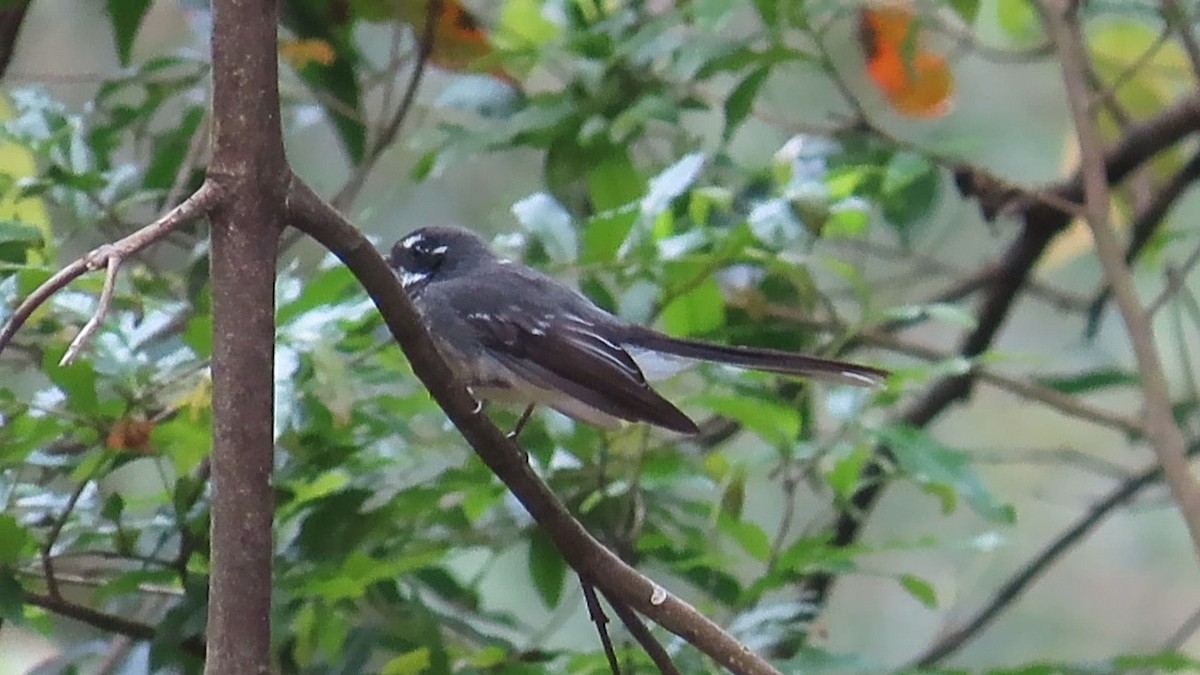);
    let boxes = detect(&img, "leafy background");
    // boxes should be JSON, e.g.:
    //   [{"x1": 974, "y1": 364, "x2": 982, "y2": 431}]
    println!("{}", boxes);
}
[{"x1": 1, "y1": 0, "x2": 1199, "y2": 673}]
